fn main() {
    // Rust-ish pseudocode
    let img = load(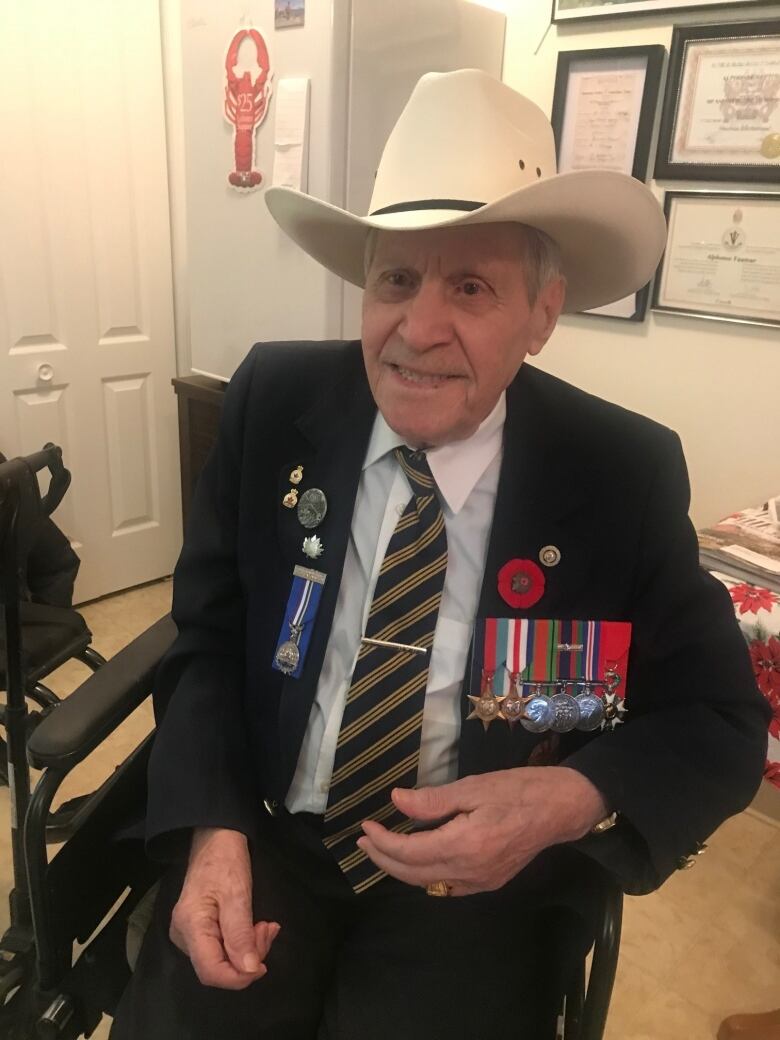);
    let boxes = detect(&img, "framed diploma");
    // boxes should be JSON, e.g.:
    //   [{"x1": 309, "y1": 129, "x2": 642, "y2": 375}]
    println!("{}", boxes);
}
[
  {"x1": 652, "y1": 191, "x2": 780, "y2": 329},
  {"x1": 552, "y1": 0, "x2": 766, "y2": 25},
  {"x1": 551, "y1": 45, "x2": 665, "y2": 322},
  {"x1": 655, "y1": 21, "x2": 780, "y2": 182}
]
